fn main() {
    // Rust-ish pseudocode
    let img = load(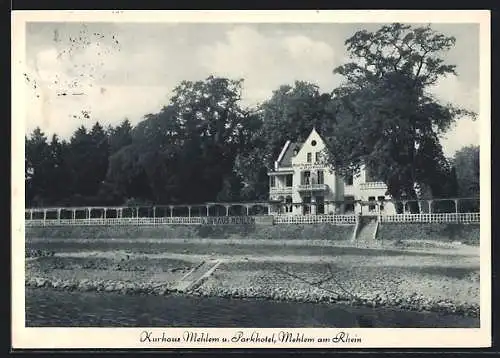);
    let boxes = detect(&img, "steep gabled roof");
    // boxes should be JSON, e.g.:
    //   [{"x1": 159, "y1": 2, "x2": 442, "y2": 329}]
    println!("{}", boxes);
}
[
  {"x1": 275, "y1": 128, "x2": 328, "y2": 169},
  {"x1": 278, "y1": 142, "x2": 302, "y2": 167}
]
